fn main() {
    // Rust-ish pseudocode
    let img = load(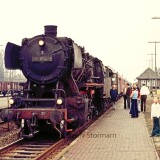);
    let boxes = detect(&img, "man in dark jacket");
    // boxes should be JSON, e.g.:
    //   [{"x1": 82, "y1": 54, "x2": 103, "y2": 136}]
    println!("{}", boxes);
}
[
  {"x1": 110, "y1": 84, "x2": 118, "y2": 109},
  {"x1": 126, "y1": 83, "x2": 131, "y2": 109}
]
